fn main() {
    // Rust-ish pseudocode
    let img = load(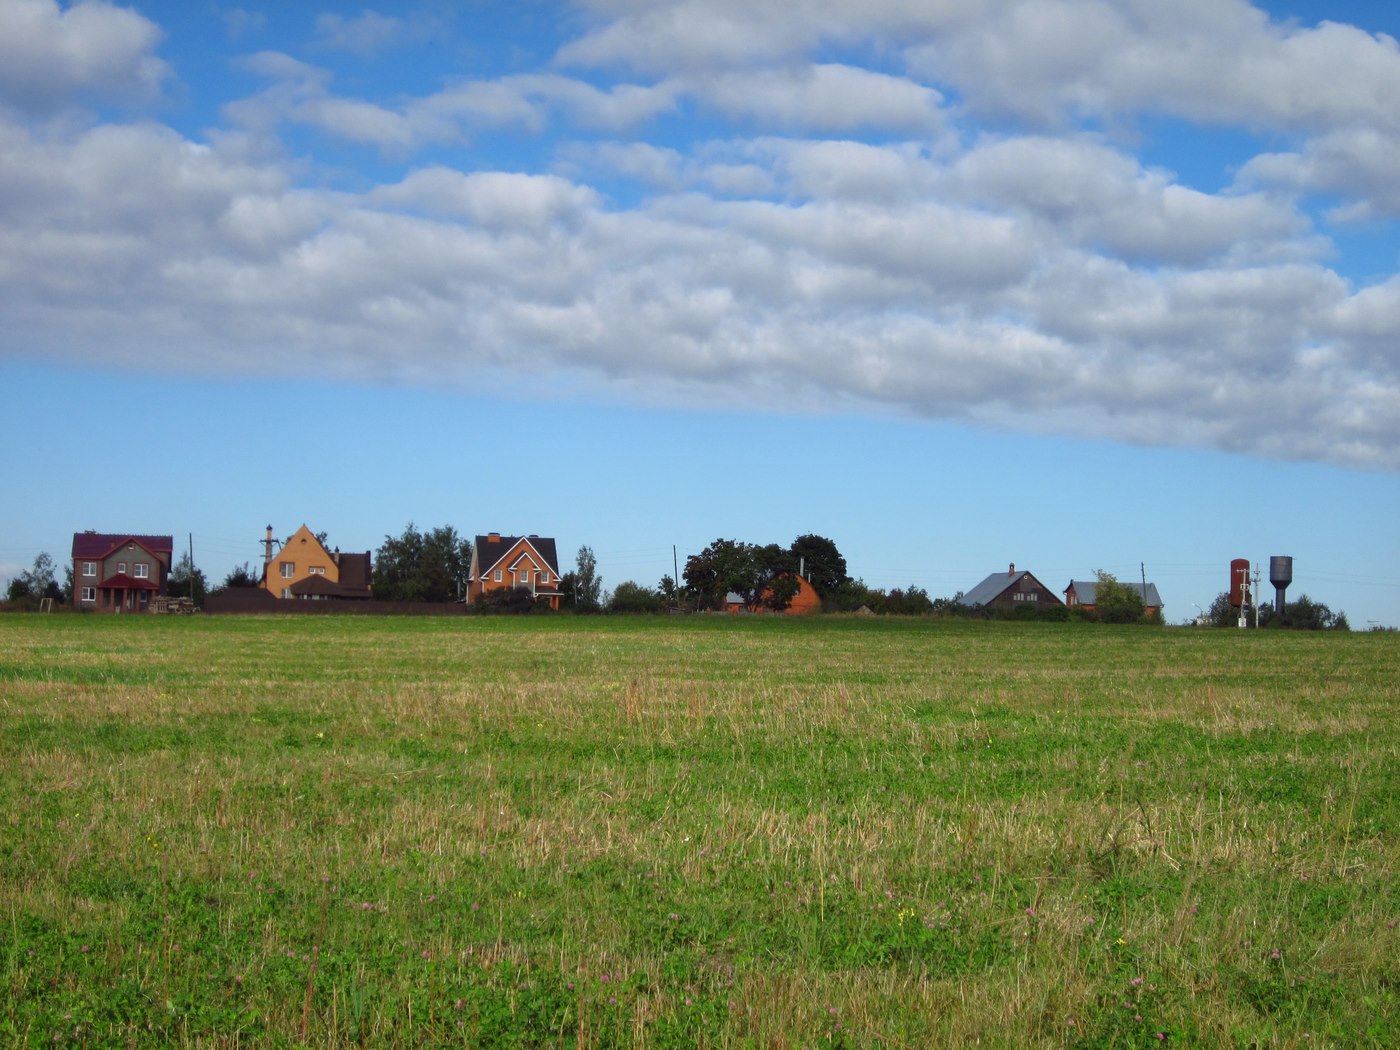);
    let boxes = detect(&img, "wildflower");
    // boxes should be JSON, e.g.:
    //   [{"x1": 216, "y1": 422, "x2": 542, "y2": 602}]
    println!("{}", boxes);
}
[{"x1": 1131, "y1": 977, "x2": 1144, "y2": 987}]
